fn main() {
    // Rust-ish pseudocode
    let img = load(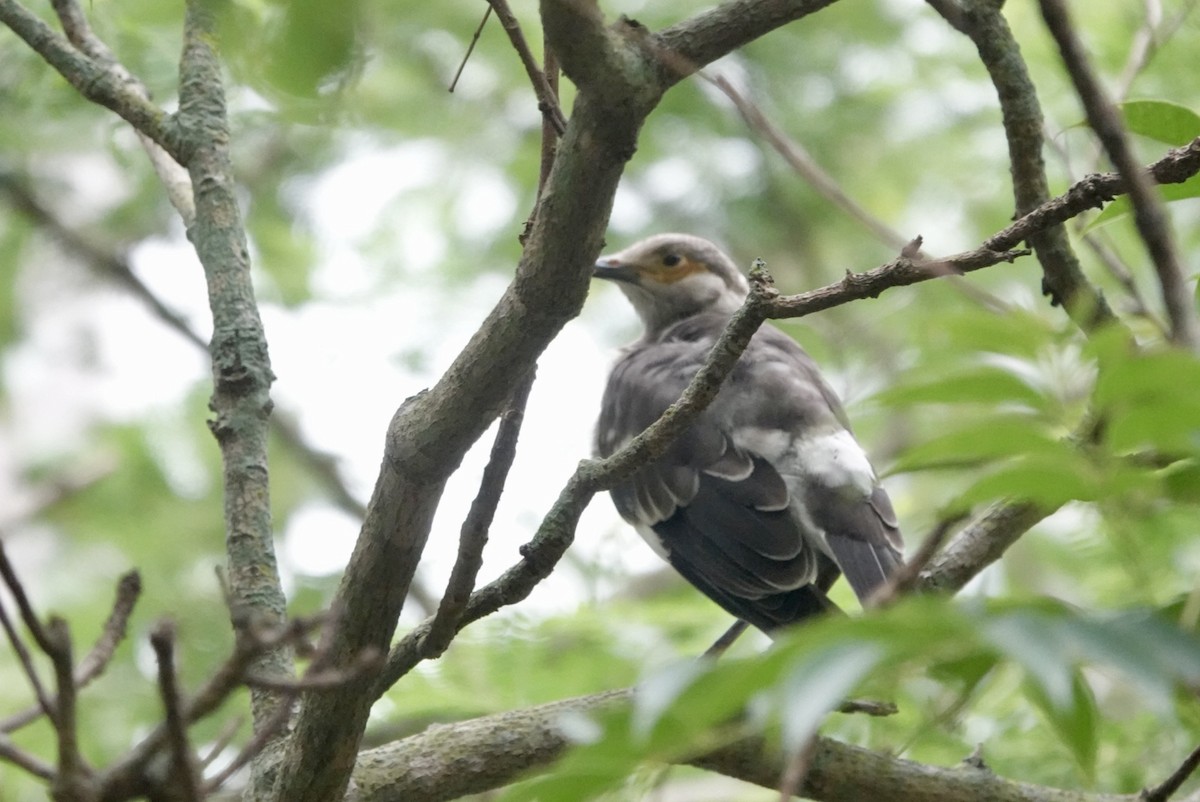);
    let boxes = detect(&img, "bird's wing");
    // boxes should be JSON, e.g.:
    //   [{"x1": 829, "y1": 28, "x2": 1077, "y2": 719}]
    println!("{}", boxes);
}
[
  {"x1": 745, "y1": 328, "x2": 904, "y2": 601},
  {"x1": 597, "y1": 317, "x2": 903, "y2": 627}
]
